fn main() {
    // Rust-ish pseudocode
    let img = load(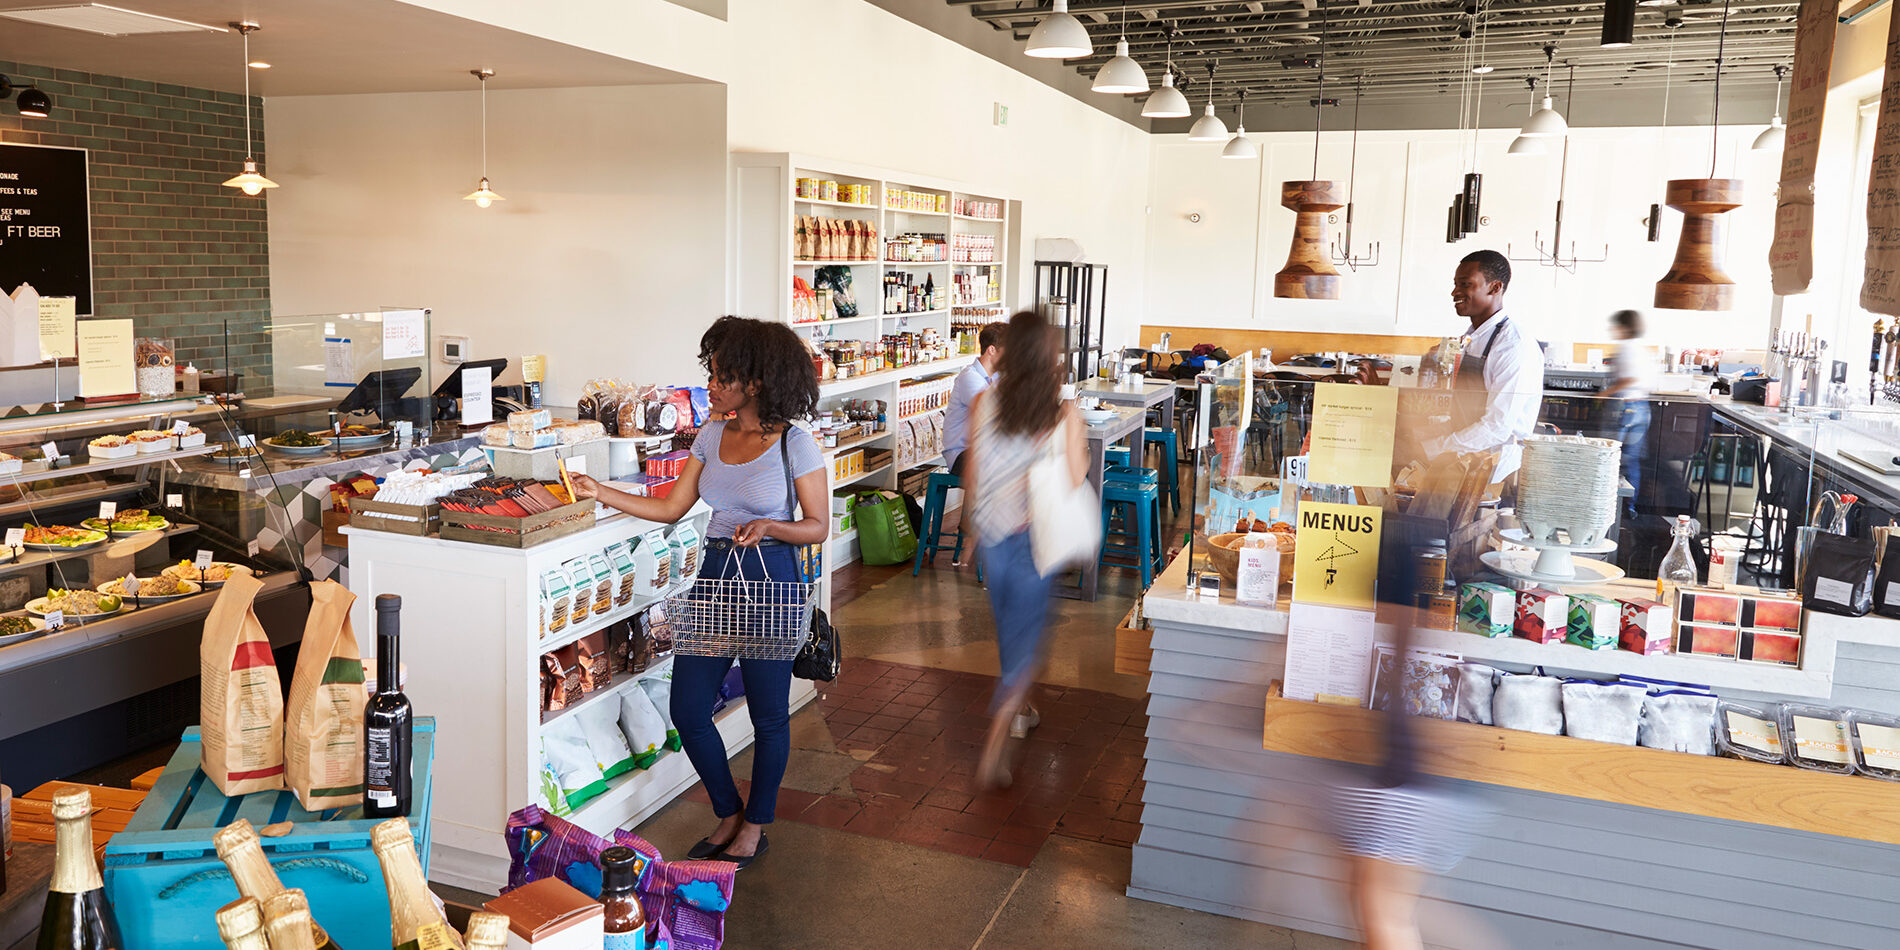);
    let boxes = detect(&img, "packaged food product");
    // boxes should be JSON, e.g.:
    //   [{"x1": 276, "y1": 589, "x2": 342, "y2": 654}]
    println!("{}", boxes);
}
[
  {"x1": 1781, "y1": 703, "x2": 1855, "y2": 773},
  {"x1": 543, "y1": 569, "x2": 573, "y2": 636},
  {"x1": 587, "y1": 554, "x2": 614, "y2": 614},
  {"x1": 1564, "y1": 593, "x2": 1621, "y2": 650},
  {"x1": 1456, "y1": 581, "x2": 1514, "y2": 637},
  {"x1": 618, "y1": 686, "x2": 668, "y2": 768},
  {"x1": 578, "y1": 700, "x2": 636, "y2": 779},
  {"x1": 672, "y1": 524, "x2": 701, "y2": 577},
  {"x1": 617, "y1": 396, "x2": 641, "y2": 438},
  {"x1": 566, "y1": 559, "x2": 594, "y2": 626},
  {"x1": 1848, "y1": 709, "x2": 1900, "y2": 780},
  {"x1": 509, "y1": 408, "x2": 553, "y2": 432},
  {"x1": 541, "y1": 653, "x2": 568, "y2": 712},
  {"x1": 1559, "y1": 681, "x2": 1645, "y2": 745},
  {"x1": 576, "y1": 632, "x2": 611, "y2": 693},
  {"x1": 540, "y1": 716, "x2": 606, "y2": 808},
  {"x1": 284, "y1": 580, "x2": 367, "y2": 810},
  {"x1": 553, "y1": 644, "x2": 588, "y2": 701},
  {"x1": 637, "y1": 670, "x2": 680, "y2": 750},
  {"x1": 1514, "y1": 588, "x2": 1569, "y2": 644},
  {"x1": 1492, "y1": 674, "x2": 1564, "y2": 735},
  {"x1": 199, "y1": 574, "x2": 285, "y2": 795},
  {"x1": 1638, "y1": 691, "x2": 1718, "y2": 755},
  {"x1": 642, "y1": 530, "x2": 672, "y2": 589},
  {"x1": 1617, "y1": 598, "x2": 1673, "y2": 654},
  {"x1": 512, "y1": 428, "x2": 559, "y2": 449},
  {"x1": 1715, "y1": 699, "x2": 1786, "y2": 763}
]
